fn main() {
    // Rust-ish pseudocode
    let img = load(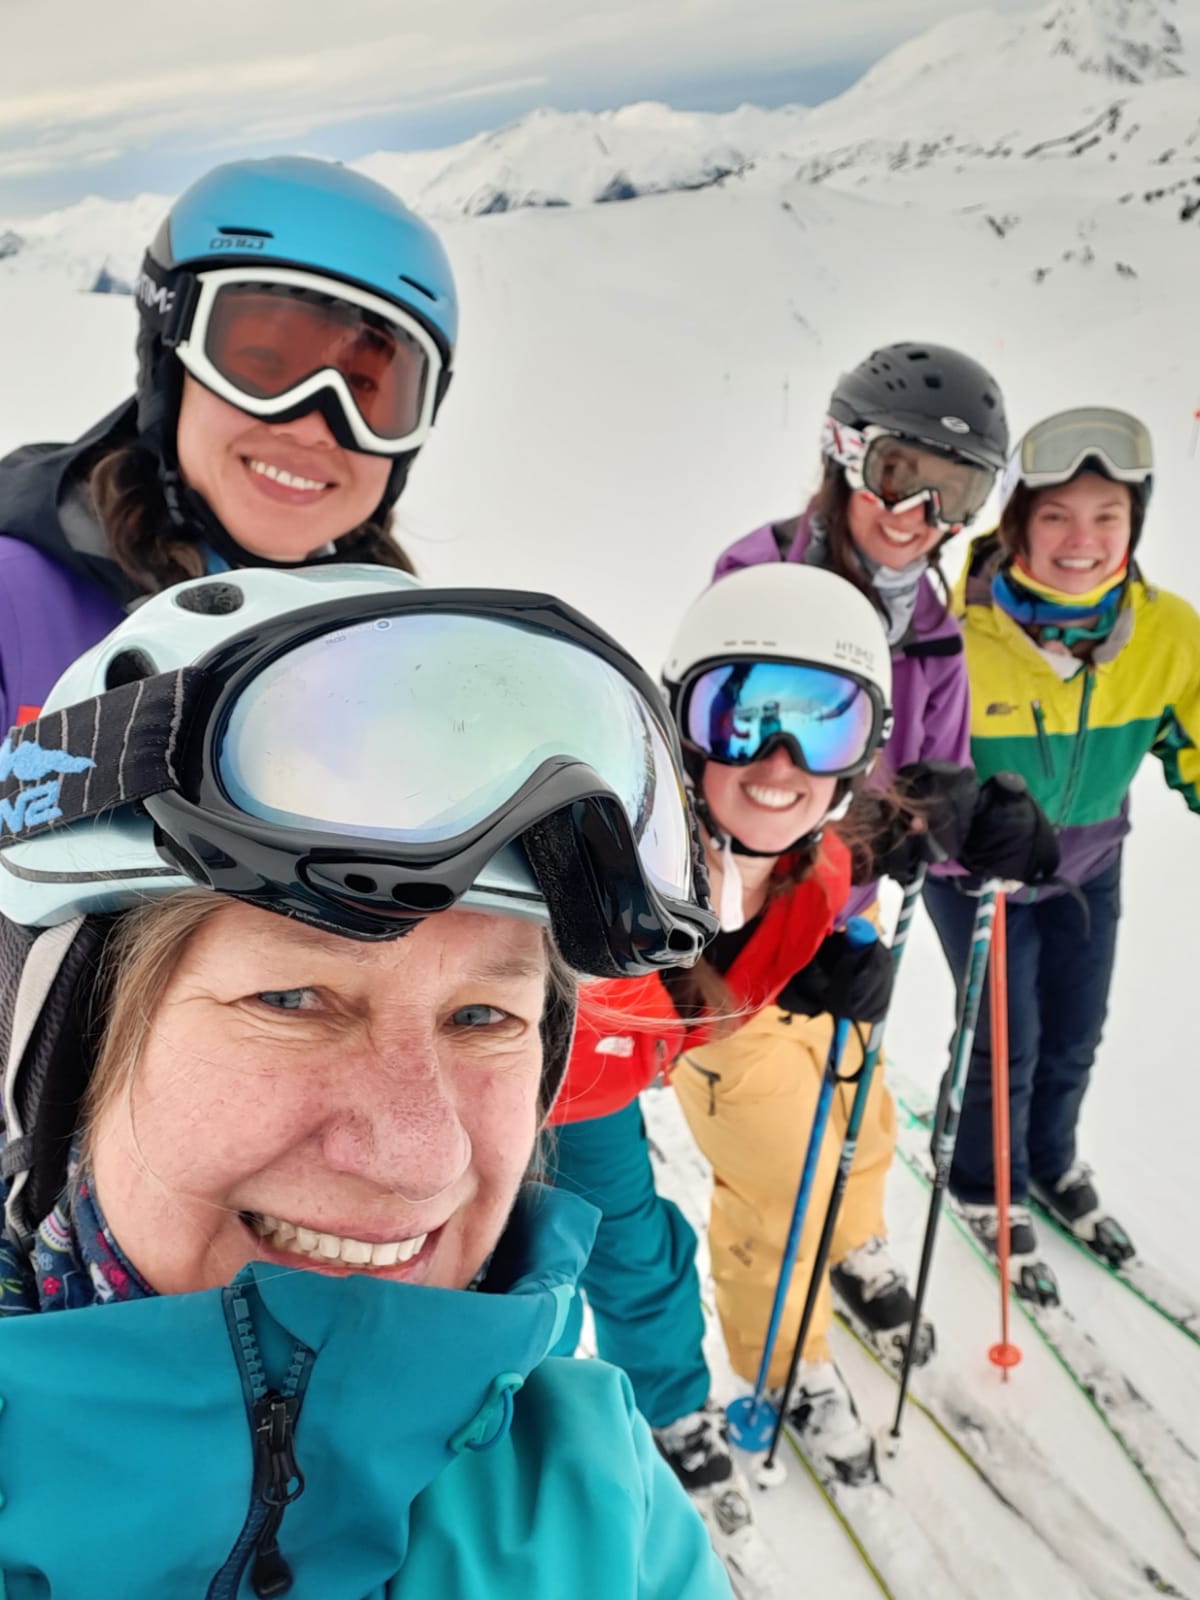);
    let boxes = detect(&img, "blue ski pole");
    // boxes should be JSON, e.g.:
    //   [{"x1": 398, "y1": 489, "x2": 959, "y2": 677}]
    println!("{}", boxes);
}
[
  {"x1": 890, "y1": 878, "x2": 1000, "y2": 1443},
  {"x1": 758, "y1": 871, "x2": 925, "y2": 1482},
  {"x1": 726, "y1": 915, "x2": 878, "y2": 1451}
]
